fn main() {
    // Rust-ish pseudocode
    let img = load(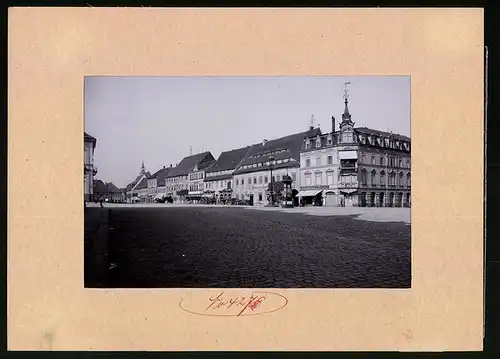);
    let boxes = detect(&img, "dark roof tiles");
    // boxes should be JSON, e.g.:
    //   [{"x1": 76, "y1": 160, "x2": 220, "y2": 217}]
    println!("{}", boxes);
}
[
  {"x1": 354, "y1": 127, "x2": 410, "y2": 142},
  {"x1": 233, "y1": 128, "x2": 321, "y2": 175},
  {"x1": 205, "y1": 146, "x2": 252, "y2": 174},
  {"x1": 166, "y1": 151, "x2": 216, "y2": 178}
]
